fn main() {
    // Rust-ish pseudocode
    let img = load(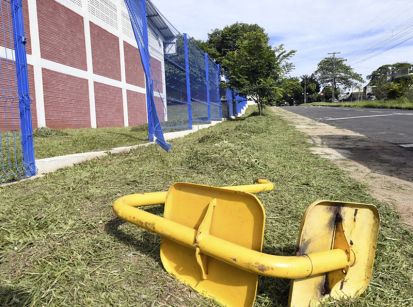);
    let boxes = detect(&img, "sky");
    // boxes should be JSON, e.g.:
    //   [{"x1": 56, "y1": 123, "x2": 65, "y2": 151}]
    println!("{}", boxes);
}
[{"x1": 153, "y1": 0, "x2": 413, "y2": 83}]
